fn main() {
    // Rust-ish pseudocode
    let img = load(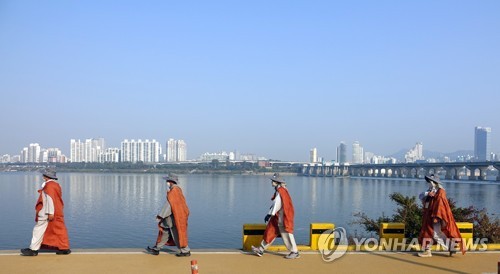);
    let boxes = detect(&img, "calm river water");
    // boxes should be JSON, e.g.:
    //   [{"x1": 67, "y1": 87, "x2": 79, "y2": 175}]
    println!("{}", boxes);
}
[{"x1": 0, "y1": 172, "x2": 498, "y2": 250}]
